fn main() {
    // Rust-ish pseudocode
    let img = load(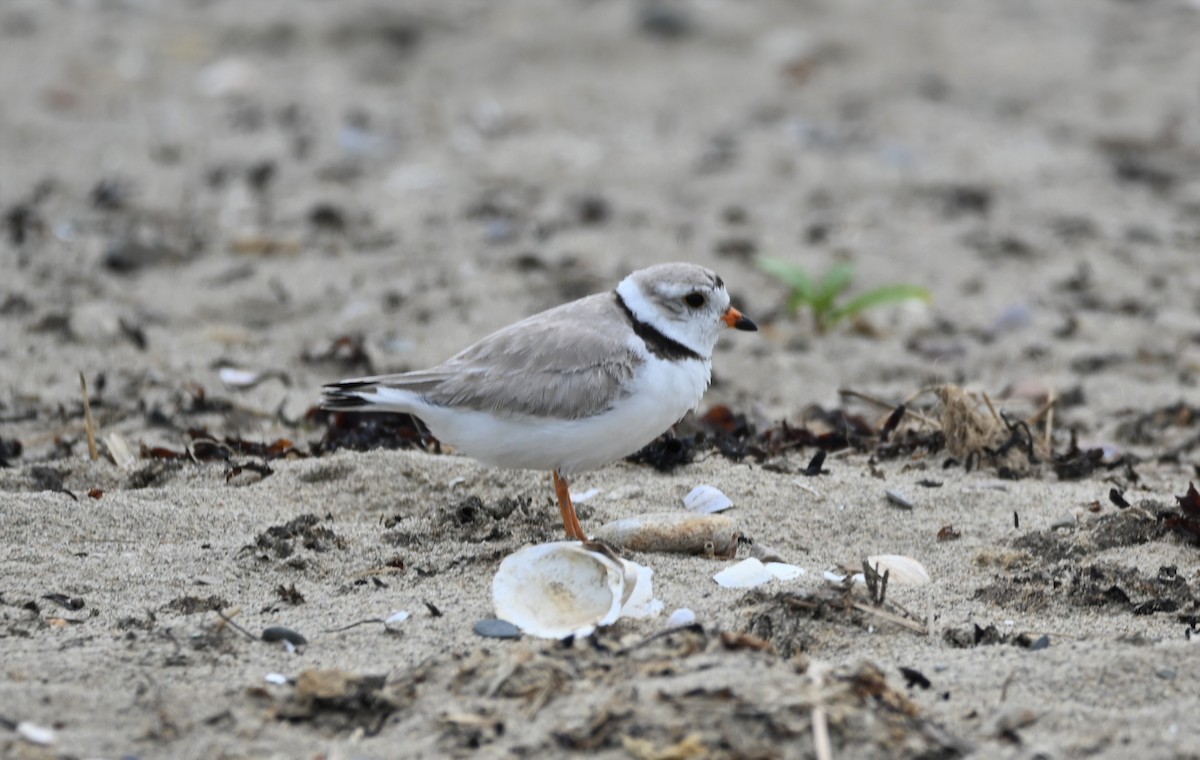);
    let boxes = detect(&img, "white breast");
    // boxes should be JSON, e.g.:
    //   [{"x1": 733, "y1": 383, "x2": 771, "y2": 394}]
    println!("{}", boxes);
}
[{"x1": 413, "y1": 354, "x2": 712, "y2": 475}]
